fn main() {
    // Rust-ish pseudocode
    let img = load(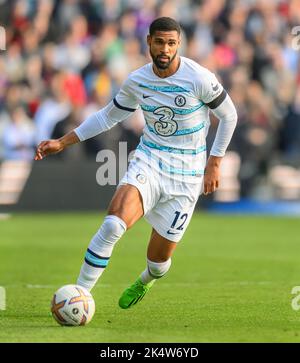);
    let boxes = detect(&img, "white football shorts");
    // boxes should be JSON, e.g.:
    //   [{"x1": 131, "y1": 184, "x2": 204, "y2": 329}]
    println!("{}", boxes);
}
[{"x1": 118, "y1": 156, "x2": 203, "y2": 242}]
